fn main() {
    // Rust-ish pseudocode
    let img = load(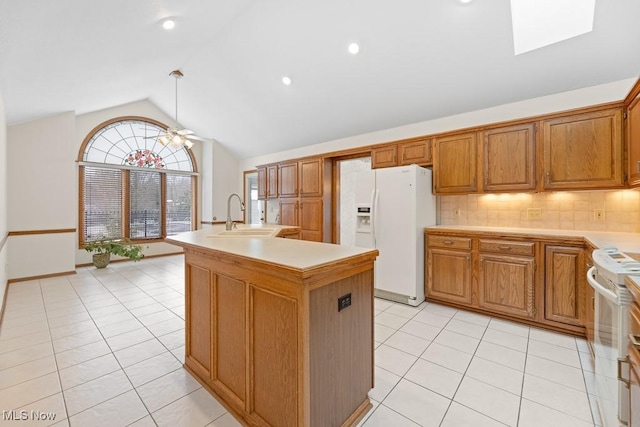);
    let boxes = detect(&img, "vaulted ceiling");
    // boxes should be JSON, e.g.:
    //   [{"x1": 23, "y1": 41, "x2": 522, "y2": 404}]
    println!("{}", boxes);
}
[{"x1": 1, "y1": 0, "x2": 639, "y2": 159}]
